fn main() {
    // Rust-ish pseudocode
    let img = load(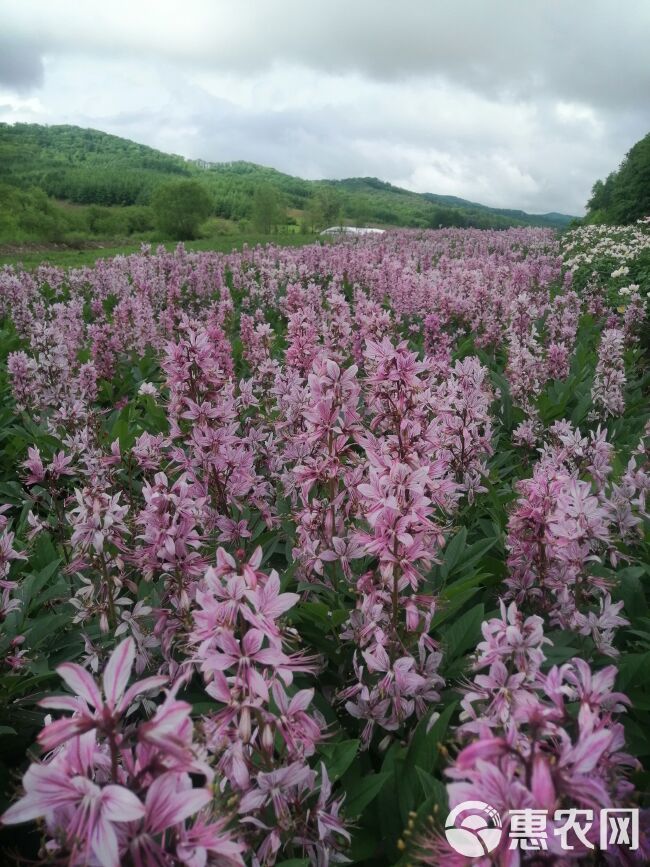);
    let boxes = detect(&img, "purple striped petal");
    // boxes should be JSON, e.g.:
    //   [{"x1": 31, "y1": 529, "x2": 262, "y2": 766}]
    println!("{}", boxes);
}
[
  {"x1": 56, "y1": 662, "x2": 102, "y2": 708},
  {"x1": 103, "y1": 638, "x2": 135, "y2": 708}
]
